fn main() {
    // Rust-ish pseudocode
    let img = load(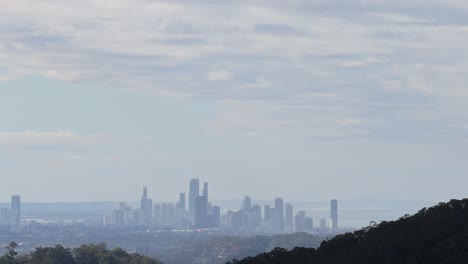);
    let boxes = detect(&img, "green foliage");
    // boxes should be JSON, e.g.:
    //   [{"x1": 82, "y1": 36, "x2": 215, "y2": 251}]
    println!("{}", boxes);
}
[
  {"x1": 228, "y1": 199, "x2": 468, "y2": 264},
  {"x1": 0, "y1": 243, "x2": 162, "y2": 264},
  {"x1": 0, "y1": 242, "x2": 19, "y2": 264},
  {"x1": 31, "y1": 245, "x2": 75, "y2": 264}
]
